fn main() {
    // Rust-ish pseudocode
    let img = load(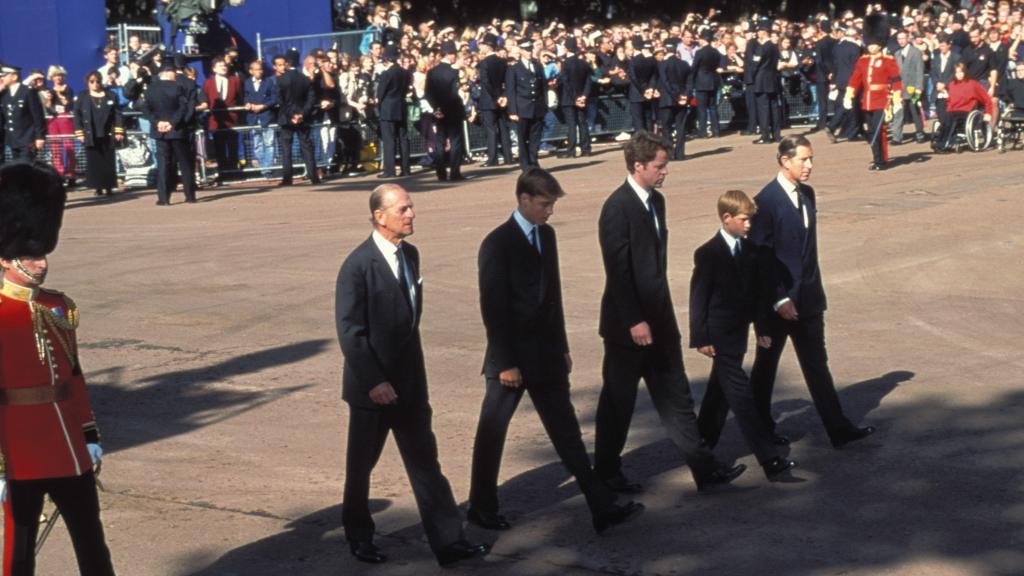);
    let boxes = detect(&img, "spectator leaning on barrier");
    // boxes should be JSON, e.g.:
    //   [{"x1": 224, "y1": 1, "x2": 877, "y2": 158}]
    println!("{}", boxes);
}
[
  {"x1": 243, "y1": 59, "x2": 277, "y2": 179},
  {"x1": 203, "y1": 56, "x2": 243, "y2": 179}
]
